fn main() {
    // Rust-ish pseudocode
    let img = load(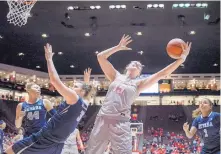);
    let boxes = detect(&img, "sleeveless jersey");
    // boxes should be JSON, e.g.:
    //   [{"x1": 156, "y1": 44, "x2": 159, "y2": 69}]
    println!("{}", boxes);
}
[
  {"x1": 22, "y1": 99, "x2": 47, "y2": 136},
  {"x1": 64, "y1": 129, "x2": 79, "y2": 146},
  {"x1": 98, "y1": 72, "x2": 138, "y2": 121},
  {"x1": 192, "y1": 112, "x2": 220, "y2": 152},
  {"x1": 39, "y1": 98, "x2": 88, "y2": 143}
]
